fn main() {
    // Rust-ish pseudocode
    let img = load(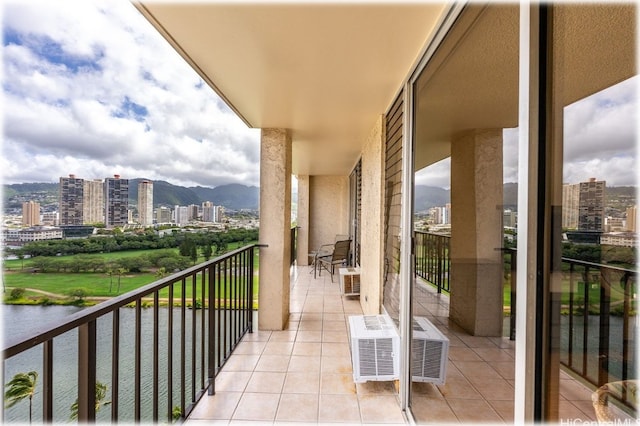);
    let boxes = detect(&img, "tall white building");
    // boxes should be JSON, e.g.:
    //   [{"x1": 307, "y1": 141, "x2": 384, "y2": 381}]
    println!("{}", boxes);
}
[
  {"x1": 83, "y1": 179, "x2": 104, "y2": 224},
  {"x1": 138, "y1": 180, "x2": 154, "y2": 226},
  {"x1": 174, "y1": 205, "x2": 189, "y2": 225},
  {"x1": 104, "y1": 175, "x2": 129, "y2": 228}
]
